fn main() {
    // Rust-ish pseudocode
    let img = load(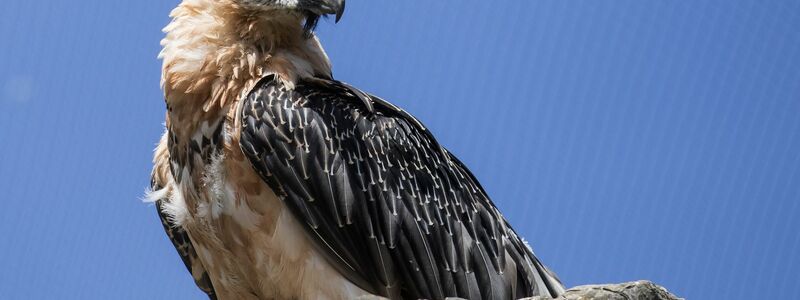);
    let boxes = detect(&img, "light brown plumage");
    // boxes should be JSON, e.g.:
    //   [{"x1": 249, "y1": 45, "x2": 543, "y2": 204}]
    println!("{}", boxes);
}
[{"x1": 151, "y1": 0, "x2": 371, "y2": 298}]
